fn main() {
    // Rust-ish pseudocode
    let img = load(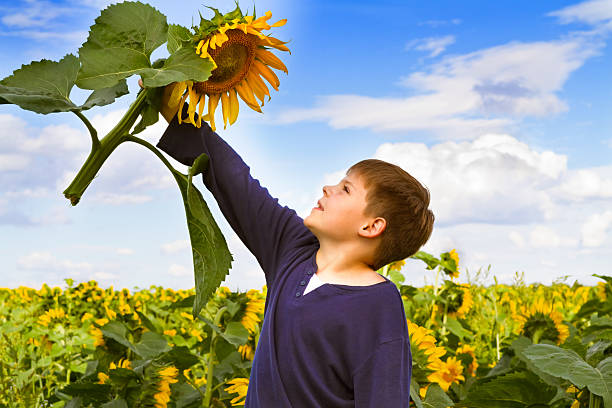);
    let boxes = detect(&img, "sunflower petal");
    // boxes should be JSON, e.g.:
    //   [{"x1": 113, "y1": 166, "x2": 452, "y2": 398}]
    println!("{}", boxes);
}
[
  {"x1": 220, "y1": 91, "x2": 230, "y2": 129},
  {"x1": 187, "y1": 86, "x2": 199, "y2": 126},
  {"x1": 246, "y1": 70, "x2": 269, "y2": 105},
  {"x1": 235, "y1": 80, "x2": 262, "y2": 113},
  {"x1": 252, "y1": 60, "x2": 280, "y2": 90},
  {"x1": 270, "y1": 19, "x2": 287, "y2": 28},
  {"x1": 229, "y1": 88, "x2": 239, "y2": 125},
  {"x1": 256, "y1": 49, "x2": 288, "y2": 73},
  {"x1": 168, "y1": 82, "x2": 187, "y2": 110},
  {"x1": 208, "y1": 93, "x2": 221, "y2": 132},
  {"x1": 197, "y1": 93, "x2": 206, "y2": 128}
]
